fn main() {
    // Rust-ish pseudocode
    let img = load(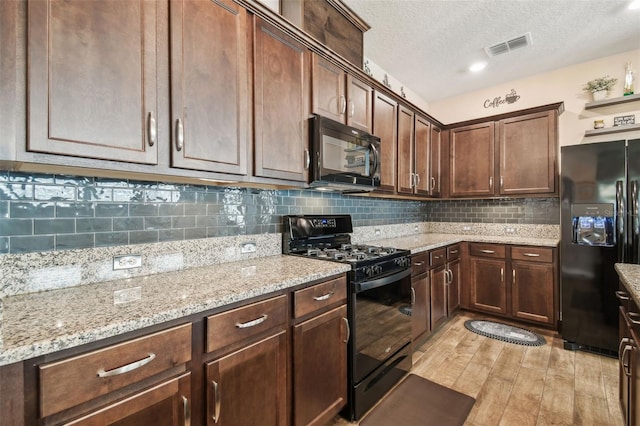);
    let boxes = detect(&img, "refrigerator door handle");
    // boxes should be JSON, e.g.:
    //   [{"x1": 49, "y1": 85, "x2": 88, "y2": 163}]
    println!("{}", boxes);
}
[
  {"x1": 616, "y1": 180, "x2": 625, "y2": 262},
  {"x1": 631, "y1": 180, "x2": 639, "y2": 264}
]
